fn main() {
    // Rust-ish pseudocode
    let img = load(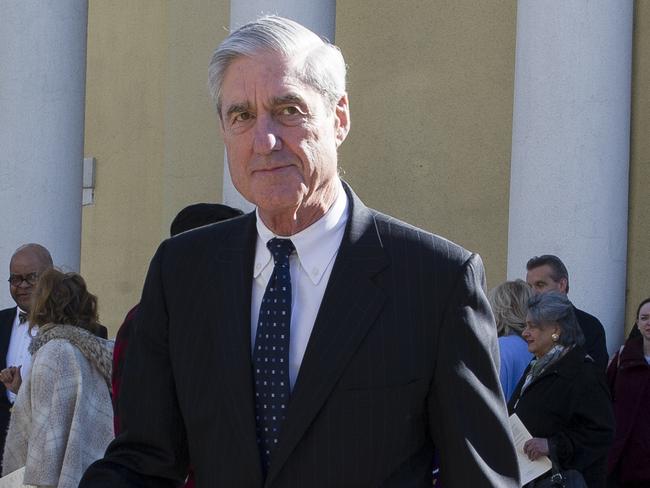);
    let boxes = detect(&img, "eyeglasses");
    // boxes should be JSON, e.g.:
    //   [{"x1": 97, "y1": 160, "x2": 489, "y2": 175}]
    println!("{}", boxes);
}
[{"x1": 8, "y1": 273, "x2": 39, "y2": 287}]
